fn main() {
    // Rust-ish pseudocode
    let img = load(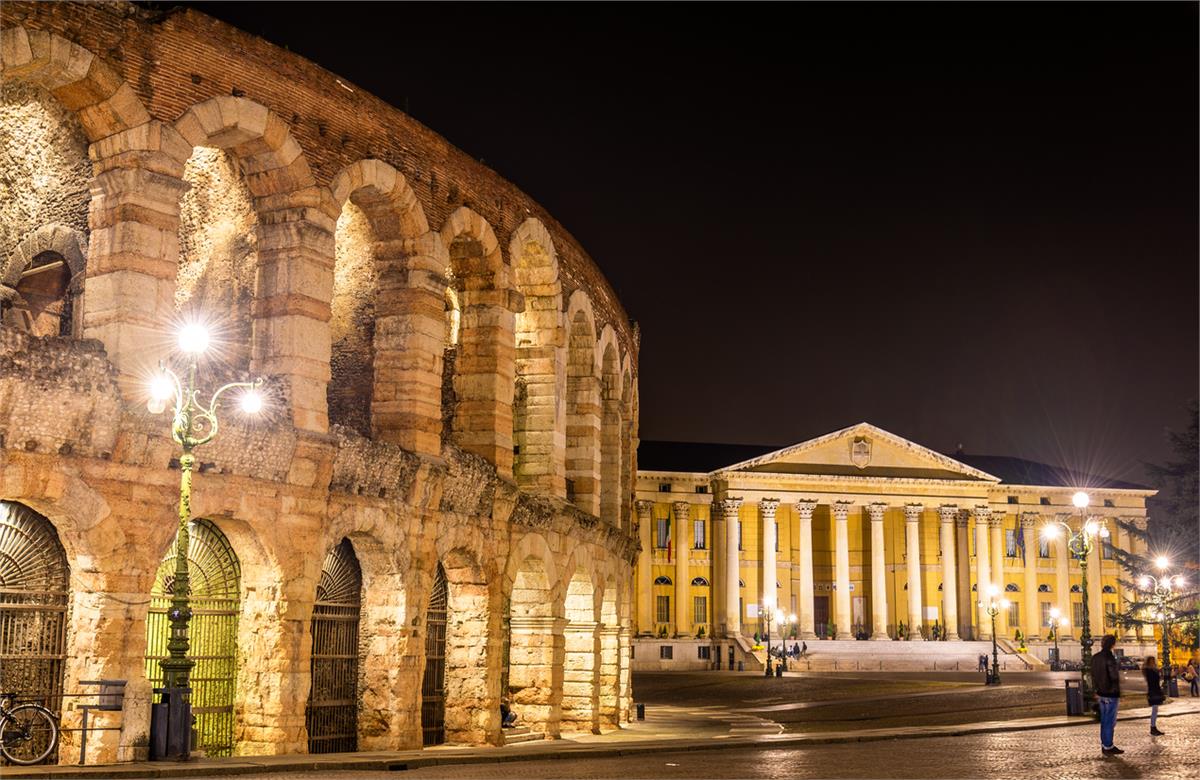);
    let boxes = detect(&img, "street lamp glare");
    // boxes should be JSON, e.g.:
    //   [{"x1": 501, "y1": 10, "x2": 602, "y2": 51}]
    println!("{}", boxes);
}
[
  {"x1": 1059, "y1": 618, "x2": 1067, "y2": 627},
  {"x1": 1155, "y1": 555, "x2": 1169, "y2": 570},
  {"x1": 1042, "y1": 524, "x2": 1059, "y2": 540},
  {"x1": 240, "y1": 389, "x2": 264, "y2": 414},
  {"x1": 1000, "y1": 599, "x2": 1011, "y2": 609},
  {"x1": 1084, "y1": 520, "x2": 1097, "y2": 536},
  {"x1": 1098, "y1": 526, "x2": 1109, "y2": 538},
  {"x1": 789, "y1": 613, "x2": 797, "y2": 624},
  {"x1": 1072, "y1": 491, "x2": 1089, "y2": 508},
  {"x1": 1050, "y1": 607, "x2": 1060, "y2": 619},
  {"x1": 178, "y1": 323, "x2": 211, "y2": 354},
  {"x1": 1140, "y1": 576, "x2": 1151, "y2": 589},
  {"x1": 987, "y1": 584, "x2": 999, "y2": 597}
]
